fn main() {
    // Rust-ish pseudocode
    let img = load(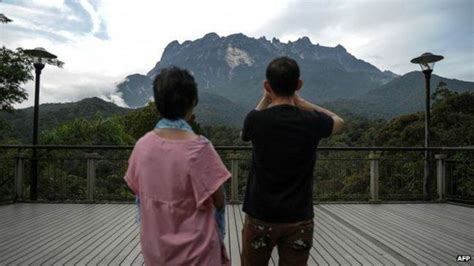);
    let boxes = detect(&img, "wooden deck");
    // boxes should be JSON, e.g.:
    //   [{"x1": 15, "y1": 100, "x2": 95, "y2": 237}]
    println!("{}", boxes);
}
[{"x1": 0, "y1": 203, "x2": 472, "y2": 265}]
